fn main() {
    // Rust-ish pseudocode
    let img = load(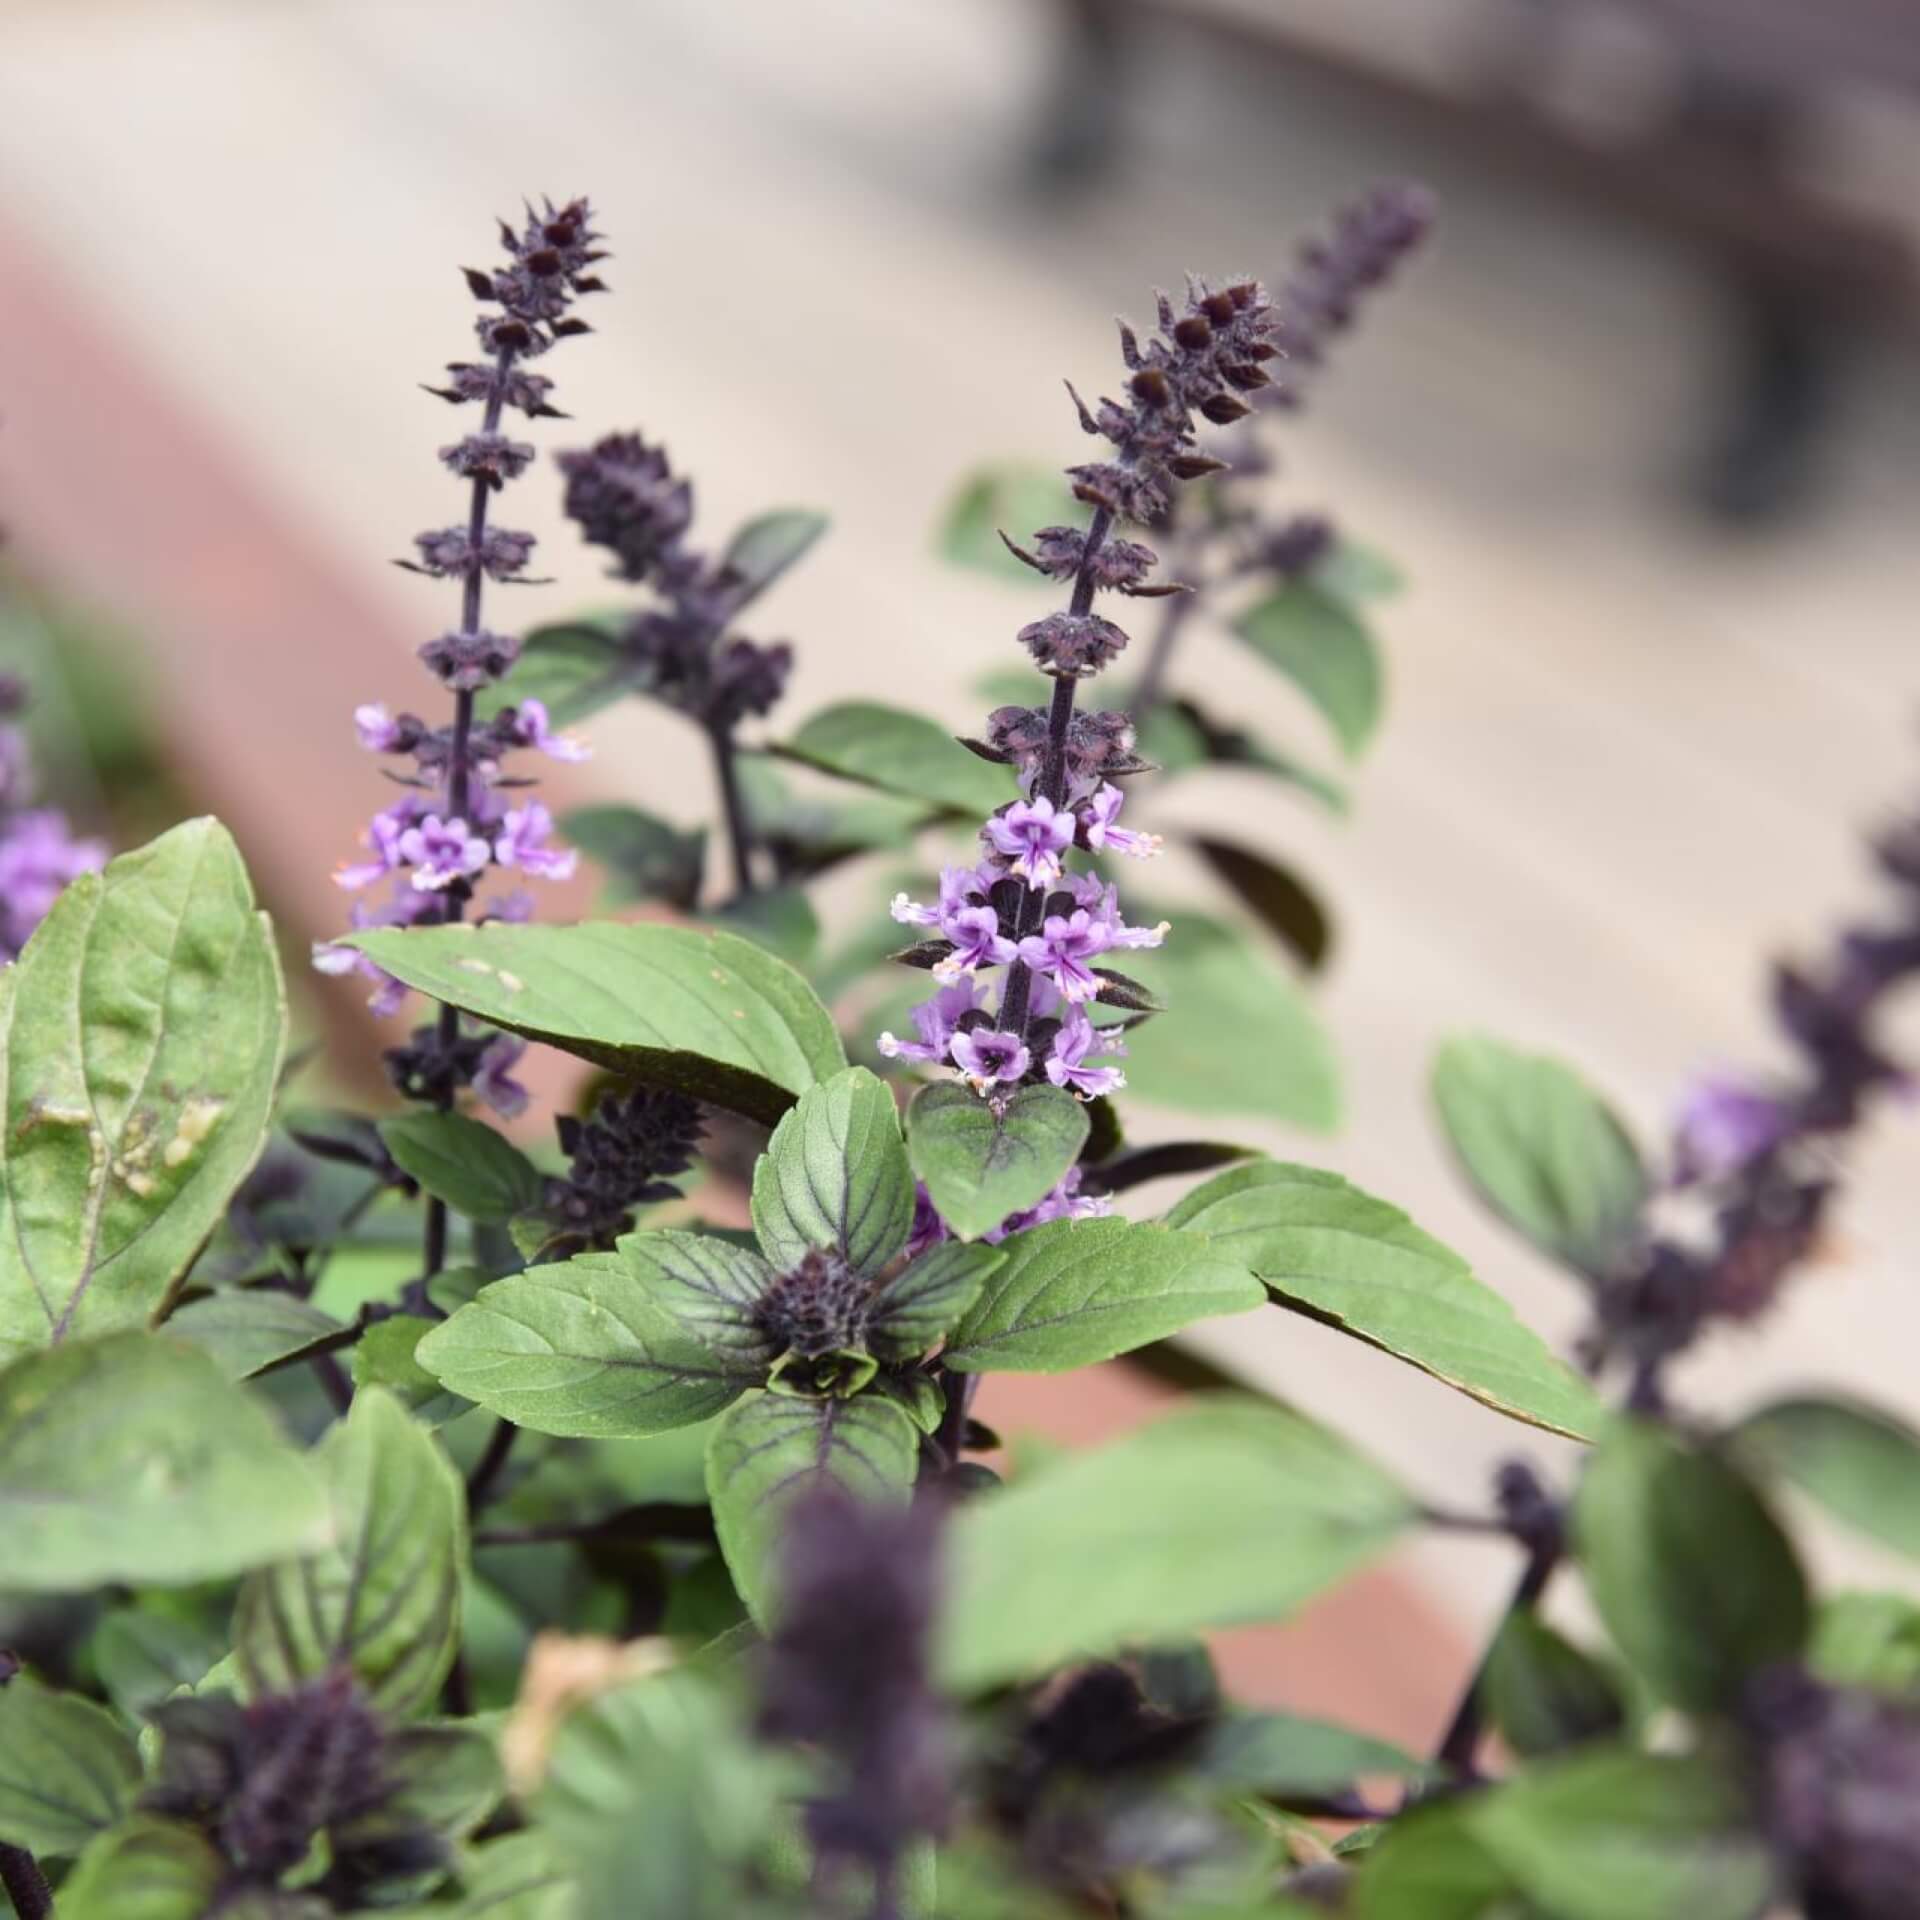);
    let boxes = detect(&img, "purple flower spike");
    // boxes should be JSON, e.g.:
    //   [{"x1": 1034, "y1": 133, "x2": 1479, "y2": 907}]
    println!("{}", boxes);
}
[
  {"x1": 0, "y1": 810, "x2": 106, "y2": 957},
  {"x1": 353, "y1": 704, "x2": 407, "y2": 753},
  {"x1": 311, "y1": 940, "x2": 409, "y2": 1018},
  {"x1": 1045, "y1": 1007, "x2": 1127, "y2": 1099},
  {"x1": 493, "y1": 801, "x2": 577, "y2": 880},
  {"x1": 398, "y1": 813, "x2": 492, "y2": 891},
  {"x1": 982, "y1": 796, "x2": 1076, "y2": 892},
  {"x1": 1080, "y1": 783, "x2": 1161, "y2": 859},
  {"x1": 891, "y1": 865, "x2": 982, "y2": 930},
  {"x1": 950, "y1": 1026, "x2": 1031, "y2": 1090},
  {"x1": 333, "y1": 799, "x2": 420, "y2": 891}
]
